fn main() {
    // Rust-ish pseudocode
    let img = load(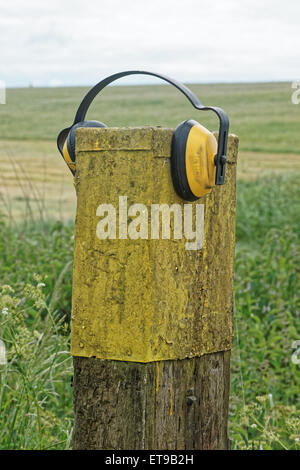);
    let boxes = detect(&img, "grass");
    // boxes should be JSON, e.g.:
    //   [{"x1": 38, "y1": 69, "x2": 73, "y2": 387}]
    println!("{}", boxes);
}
[
  {"x1": 0, "y1": 278, "x2": 73, "y2": 449},
  {"x1": 0, "y1": 220, "x2": 74, "y2": 449},
  {"x1": 230, "y1": 175, "x2": 300, "y2": 450},
  {"x1": 0, "y1": 82, "x2": 299, "y2": 449},
  {"x1": 1, "y1": 81, "x2": 299, "y2": 220},
  {"x1": 0, "y1": 81, "x2": 299, "y2": 154},
  {"x1": 0, "y1": 175, "x2": 299, "y2": 449},
  {"x1": 0, "y1": 140, "x2": 76, "y2": 220}
]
